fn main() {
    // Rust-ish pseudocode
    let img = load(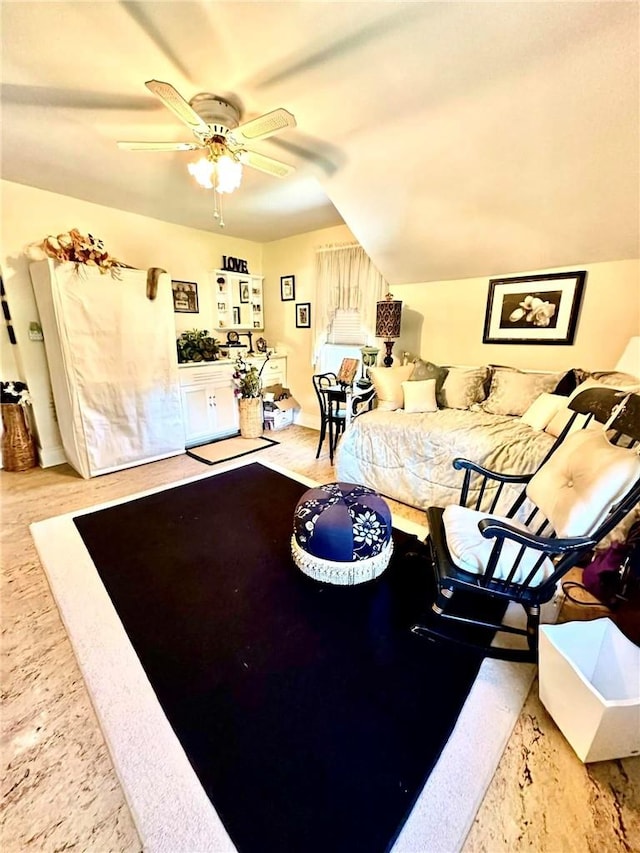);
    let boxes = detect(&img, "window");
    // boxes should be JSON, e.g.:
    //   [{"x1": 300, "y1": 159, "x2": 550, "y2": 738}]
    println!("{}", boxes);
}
[
  {"x1": 313, "y1": 244, "x2": 387, "y2": 366},
  {"x1": 327, "y1": 309, "x2": 366, "y2": 345}
]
